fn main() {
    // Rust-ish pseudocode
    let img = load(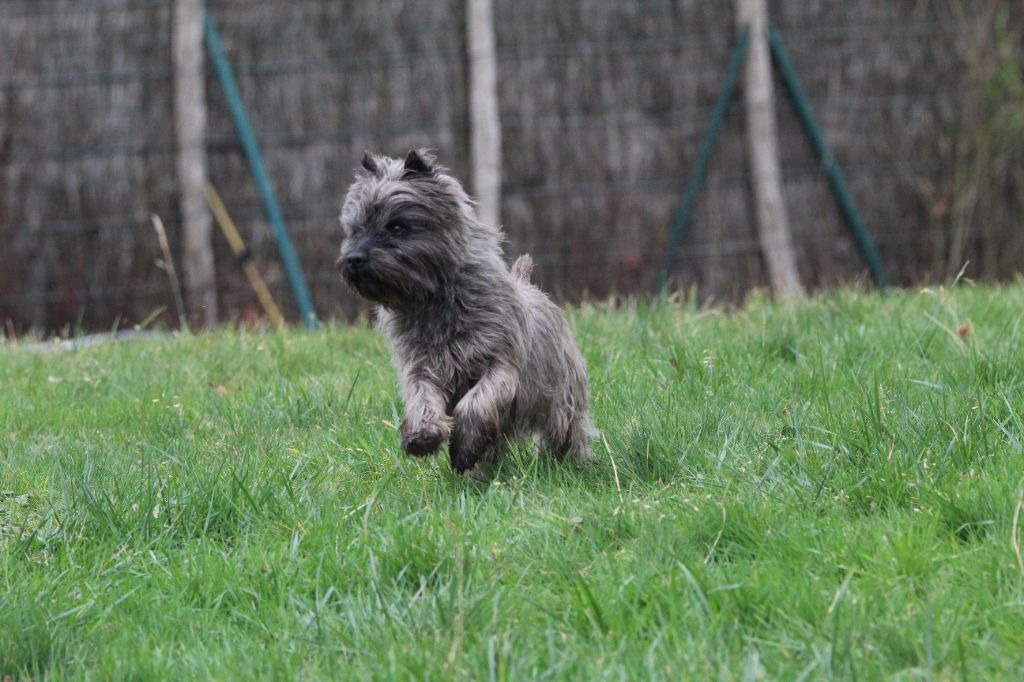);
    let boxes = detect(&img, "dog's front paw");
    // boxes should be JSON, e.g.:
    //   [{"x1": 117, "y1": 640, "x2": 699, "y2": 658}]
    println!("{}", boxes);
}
[
  {"x1": 448, "y1": 421, "x2": 498, "y2": 474},
  {"x1": 400, "y1": 421, "x2": 448, "y2": 457},
  {"x1": 447, "y1": 429, "x2": 479, "y2": 473}
]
